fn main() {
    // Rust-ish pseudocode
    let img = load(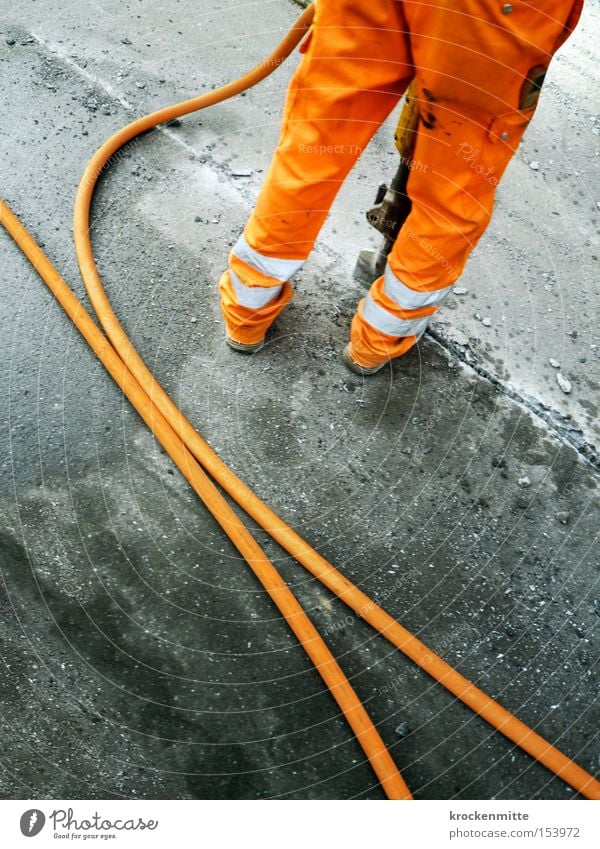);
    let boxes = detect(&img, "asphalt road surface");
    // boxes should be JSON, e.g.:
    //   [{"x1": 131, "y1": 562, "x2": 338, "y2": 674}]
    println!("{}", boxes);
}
[{"x1": 0, "y1": 0, "x2": 598, "y2": 800}]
